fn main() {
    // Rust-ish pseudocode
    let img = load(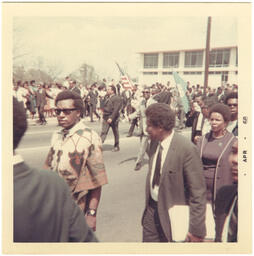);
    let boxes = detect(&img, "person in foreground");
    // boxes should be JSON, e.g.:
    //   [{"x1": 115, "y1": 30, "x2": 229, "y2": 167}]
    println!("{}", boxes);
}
[
  {"x1": 214, "y1": 140, "x2": 238, "y2": 242},
  {"x1": 44, "y1": 90, "x2": 108, "y2": 232},
  {"x1": 13, "y1": 97, "x2": 97, "y2": 242},
  {"x1": 142, "y1": 103, "x2": 207, "y2": 242}
]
